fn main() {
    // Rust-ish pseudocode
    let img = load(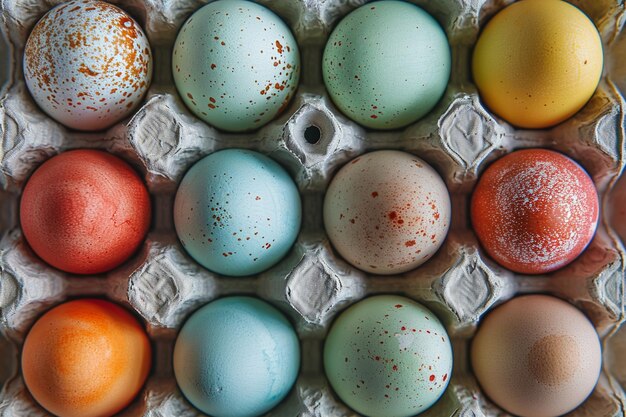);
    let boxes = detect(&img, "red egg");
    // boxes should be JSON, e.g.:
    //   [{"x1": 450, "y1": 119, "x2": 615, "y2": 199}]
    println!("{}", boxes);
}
[
  {"x1": 471, "y1": 149, "x2": 598, "y2": 274},
  {"x1": 20, "y1": 149, "x2": 151, "y2": 274}
]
